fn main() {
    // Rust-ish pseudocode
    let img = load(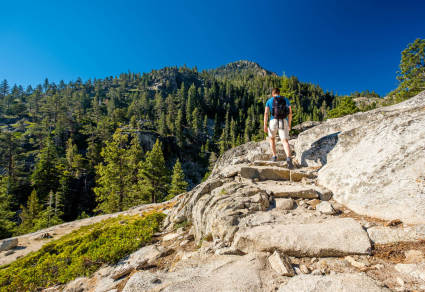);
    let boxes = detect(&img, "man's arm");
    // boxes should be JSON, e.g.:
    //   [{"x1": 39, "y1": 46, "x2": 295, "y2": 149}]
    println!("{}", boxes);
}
[
  {"x1": 288, "y1": 106, "x2": 292, "y2": 130},
  {"x1": 264, "y1": 107, "x2": 269, "y2": 133}
]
